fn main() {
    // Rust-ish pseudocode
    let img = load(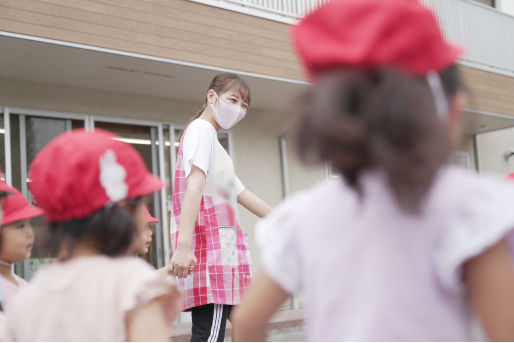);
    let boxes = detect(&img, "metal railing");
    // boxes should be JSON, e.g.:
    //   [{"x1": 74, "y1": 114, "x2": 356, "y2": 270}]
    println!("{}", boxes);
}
[
  {"x1": 421, "y1": 0, "x2": 514, "y2": 76},
  {"x1": 223, "y1": 0, "x2": 326, "y2": 18},
  {"x1": 193, "y1": 0, "x2": 514, "y2": 76},
  {"x1": 189, "y1": 0, "x2": 327, "y2": 23}
]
